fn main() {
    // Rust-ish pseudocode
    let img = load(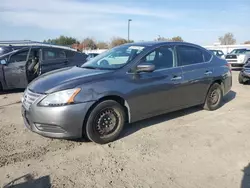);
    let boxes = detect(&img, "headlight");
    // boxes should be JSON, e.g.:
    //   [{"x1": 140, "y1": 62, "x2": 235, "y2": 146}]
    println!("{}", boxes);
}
[
  {"x1": 39, "y1": 88, "x2": 81, "y2": 106},
  {"x1": 238, "y1": 55, "x2": 245, "y2": 63}
]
